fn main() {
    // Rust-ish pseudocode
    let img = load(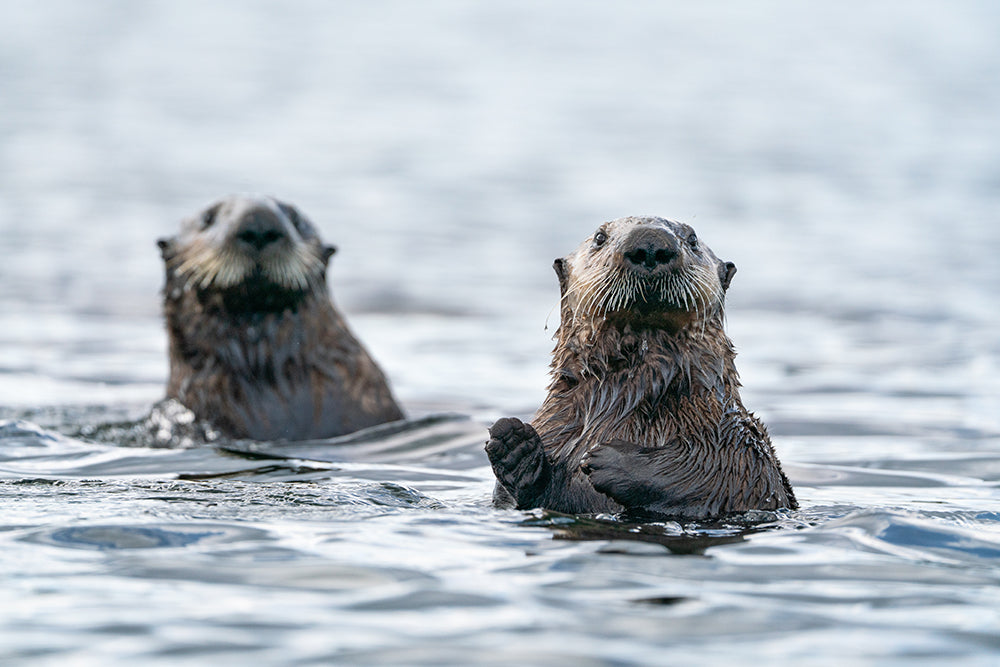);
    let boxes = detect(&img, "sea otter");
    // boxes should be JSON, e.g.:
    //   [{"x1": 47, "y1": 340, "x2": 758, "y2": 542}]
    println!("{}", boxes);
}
[
  {"x1": 157, "y1": 194, "x2": 404, "y2": 441},
  {"x1": 486, "y1": 216, "x2": 796, "y2": 518}
]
